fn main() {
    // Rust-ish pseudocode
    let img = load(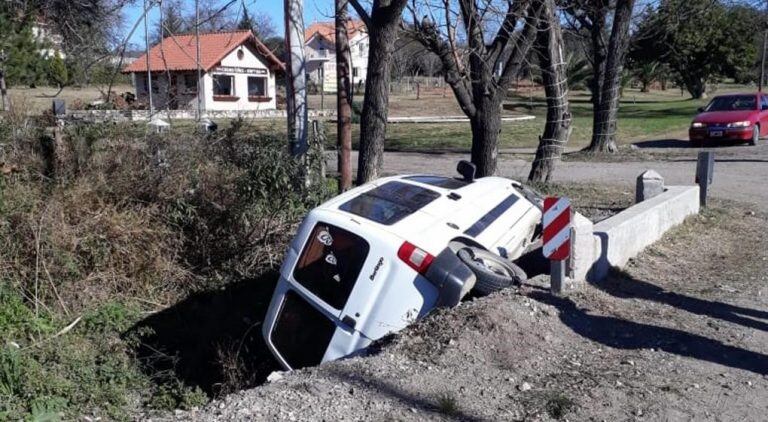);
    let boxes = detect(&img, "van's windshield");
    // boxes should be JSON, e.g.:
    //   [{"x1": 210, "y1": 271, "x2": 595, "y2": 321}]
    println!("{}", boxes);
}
[
  {"x1": 293, "y1": 223, "x2": 370, "y2": 309},
  {"x1": 339, "y1": 181, "x2": 440, "y2": 225}
]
